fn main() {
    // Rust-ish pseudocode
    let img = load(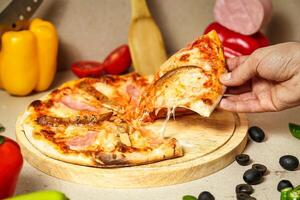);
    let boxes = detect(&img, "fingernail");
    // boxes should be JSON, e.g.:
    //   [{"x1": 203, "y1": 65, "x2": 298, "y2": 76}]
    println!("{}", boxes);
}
[
  {"x1": 219, "y1": 99, "x2": 230, "y2": 110},
  {"x1": 221, "y1": 73, "x2": 231, "y2": 82},
  {"x1": 219, "y1": 99, "x2": 227, "y2": 108}
]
